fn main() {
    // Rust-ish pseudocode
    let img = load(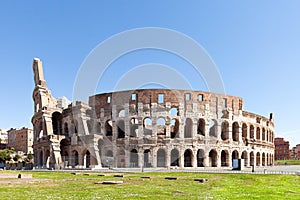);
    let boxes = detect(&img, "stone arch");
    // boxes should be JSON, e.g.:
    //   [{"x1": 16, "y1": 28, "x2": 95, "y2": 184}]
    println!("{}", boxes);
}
[
  {"x1": 250, "y1": 151, "x2": 254, "y2": 166},
  {"x1": 105, "y1": 120, "x2": 112, "y2": 136},
  {"x1": 118, "y1": 109, "x2": 125, "y2": 117},
  {"x1": 157, "y1": 148, "x2": 166, "y2": 167},
  {"x1": 169, "y1": 107, "x2": 179, "y2": 116},
  {"x1": 52, "y1": 112, "x2": 63, "y2": 135},
  {"x1": 262, "y1": 128, "x2": 265, "y2": 141},
  {"x1": 170, "y1": 149, "x2": 179, "y2": 167},
  {"x1": 209, "y1": 119, "x2": 218, "y2": 137},
  {"x1": 118, "y1": 149, "x2": 125, "y2": 168},
  {"x1": 262, "y1": 152, "x2": 266, "y2": 166},
  {"x1": 85, "y1": 150, "x2": 91, "y2": 168},
  {"x1": 117, "y1": 120, "x2": 125, "y2": 138},
  {"x1": 221, "y1": 150, "x2": 230, "y2": 167},
  {"x1": 232, "y1": 122, "x2": 239, "y2": 142},
  {"x1": 184, "y1": 118, "x2": 193, "y2": 138},
  {"x1": 157, "y1": 118, "x2": 166, "y2": 135},
  {"x1": 241, "y1": 151, "x2": 248, "y2": 166},
  {"x1": 72, "y1": 150, "x2": 79, "y2": 167},
  {"x1": 197, "y1": 118, "x2": 205, "y2": 136},
  {"x1": 242, "y1": 123, "x2": 247, "y2": 138},
  {"x1": 197, "y1": 149, "x2": 205, "y2": 167},
  {"x1": 143, "y1": 149, "x2": 151, "y2": 167},
  {"x1": 170, "y1": 119, "x2": 179, "y2": 138},
  {"x1": 143, "y1": 117, "x2": 152, "y2": 136},
  {"x1": 130, "y1": 118, "x2": 138, "y2": 137},
  {"x1": 184, "y1": 149, "x2": 193, "y2": 167},
  {"x1": 221, "y1": 121, "x2": 229, "y2": 140},
  {"x1": 232, "y1": 150, "x2": 239, "y2": 166},
  {"x1": 256, "y1": 152, "x2": 261, "y2": 166},
  {"x1": 209, "y1": 149, "x2": 218, "y2": 167},
  {"x1": 250, "y1": 125, "x2": 254, "y2": 139},
  {"x1": 130, "y1": 149, "x2": 138, "y2": 168},
  {"x1": 256, "y1": 127, "x2": 260, "y2": 141},
  {"x1": 39, "y1": 150, "x2": 43, "y2": 167}
]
